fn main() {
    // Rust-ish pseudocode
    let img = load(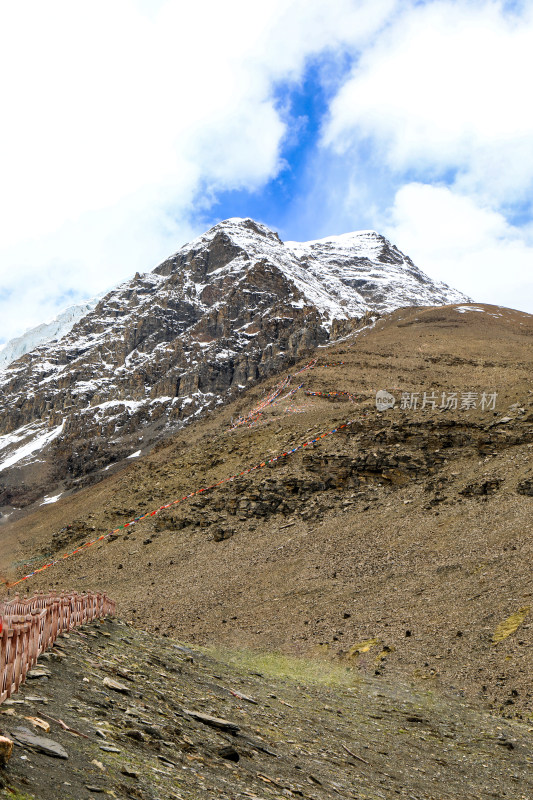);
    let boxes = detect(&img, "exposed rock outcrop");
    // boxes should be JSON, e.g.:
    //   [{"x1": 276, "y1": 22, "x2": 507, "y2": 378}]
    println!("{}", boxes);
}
[{"x1": 0, "y1": 218, "x2": 468, "y2": 506}]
